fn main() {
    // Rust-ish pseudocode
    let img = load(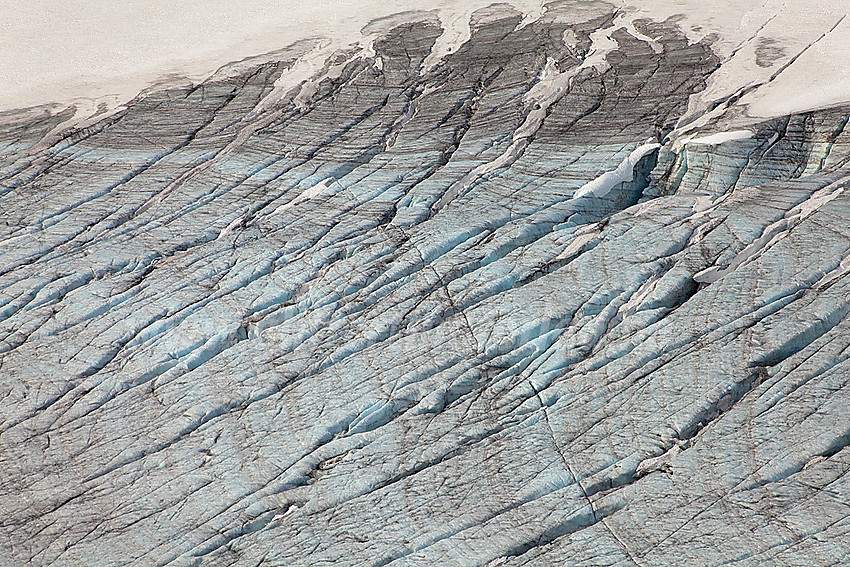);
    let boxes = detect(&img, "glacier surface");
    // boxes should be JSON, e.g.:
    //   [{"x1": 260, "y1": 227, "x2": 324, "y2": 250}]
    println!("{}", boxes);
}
[{"x1": 1, "y1": 2, "x2": 850, "y2": 566}]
